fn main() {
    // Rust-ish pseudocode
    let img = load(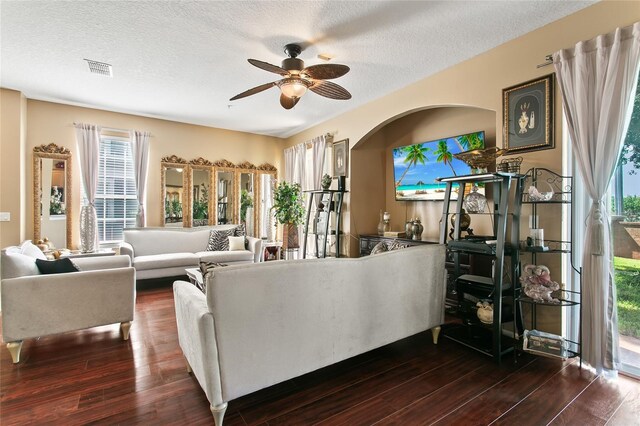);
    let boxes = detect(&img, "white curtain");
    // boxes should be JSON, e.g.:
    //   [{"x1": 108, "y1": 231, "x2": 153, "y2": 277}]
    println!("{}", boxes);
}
[
  {"x1": 284, "y1": 146, "x2": 295, "y2": 183},
  {"x1": 74, "y1": 123, "x2": 101, "y2": 252},
  {"x1": 130, "y1": 130, "x2": 150, "y2": 227},
  {"x1": 311, "y1": 134, "x2": 327, "y2": 190},
  {"x1": 553, "y1": 22, "x2": 640, "y2": 374}
]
